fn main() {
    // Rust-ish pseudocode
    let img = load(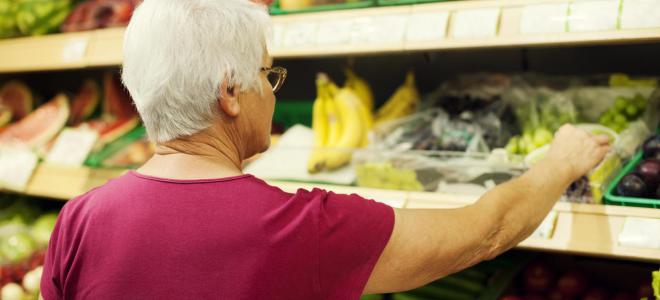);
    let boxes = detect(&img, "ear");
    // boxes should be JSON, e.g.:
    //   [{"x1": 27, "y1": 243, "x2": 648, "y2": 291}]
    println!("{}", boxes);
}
[{"x1": 219, "y1": 81, "x2": 241, "y2": 117}]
